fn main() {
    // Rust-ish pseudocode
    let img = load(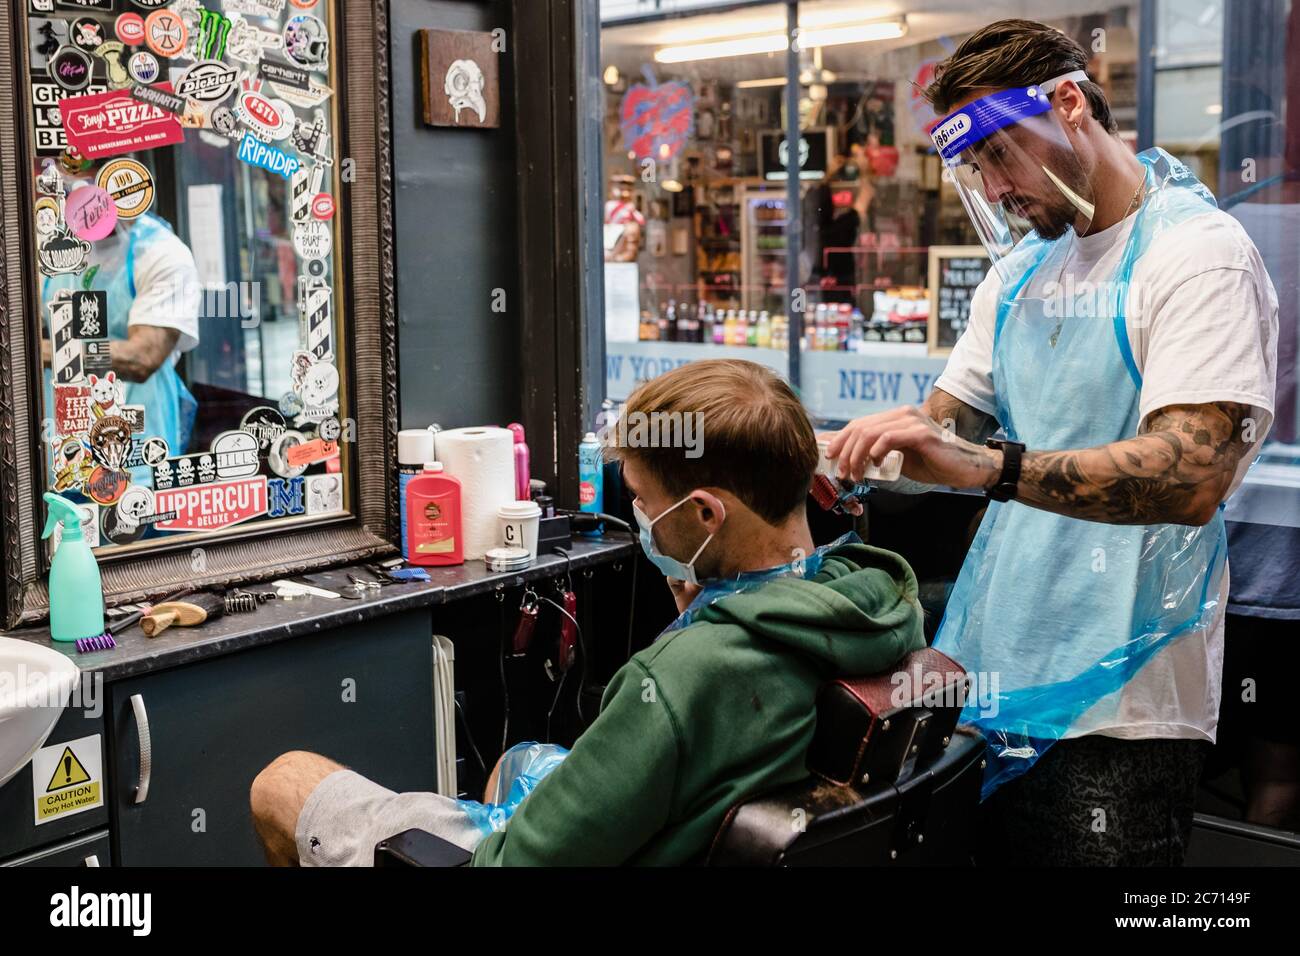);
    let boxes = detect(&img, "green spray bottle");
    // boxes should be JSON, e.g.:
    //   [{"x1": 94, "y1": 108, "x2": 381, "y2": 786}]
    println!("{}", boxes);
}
[{"x1": 41, "y1": 493, "x2": 105, "y2": 643}]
